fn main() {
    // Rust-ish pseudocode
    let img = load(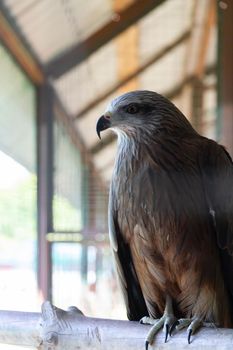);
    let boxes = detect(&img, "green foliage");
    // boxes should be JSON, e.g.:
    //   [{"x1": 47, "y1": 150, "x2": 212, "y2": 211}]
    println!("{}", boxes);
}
[
  {"x1": 0, "y1": 175, "x2": 36, "y2": 240},
  {"x1": 0, "y1": 173, "x2": 83, "y2": 241},
  {"x1": 53, "y1": 194, "x2": 83, "y2": 232}
]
